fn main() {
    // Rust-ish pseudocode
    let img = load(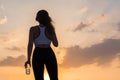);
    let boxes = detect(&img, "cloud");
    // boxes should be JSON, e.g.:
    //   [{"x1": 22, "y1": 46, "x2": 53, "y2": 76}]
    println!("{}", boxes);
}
[
  {"x1": 73, "y1": 14, "x2": 108, "y2": 31},
  {"x1": 73, "y1": 21, "x2": 94, "y2": 31},
  {"x1": 0, "y1": 4, "x2": 5, "y2": 10},
  {"x1": 0, "y1": 16, "x2": 7, "y2": 24},
  {"x1": 79, "y1": 6, "x2": 88, "y2": 14},
  {"x1": 5, "y1": 46, "x2": 23, "y2": 52},
  {"x1": 73, "y1": 22, "x2": 88, "y2": 31},
  {"x1": 0, "y1": 55, "x2": 26, "y2": 67},
  {"x1": 0, "y1": 4, "x2": 7, "y2": 25},
  {"x1": 98, "y1": 14, "x2": 108, "y2": 20},
  {"x1": 61, "y1": 39, "x2": 120, "y2": 68},
  {"x1": 0, "y1": 32, "x2": 26, "y2": 52},
  {"x1": 117, "y1": 22, "x2": 120, "y2": 31}
]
